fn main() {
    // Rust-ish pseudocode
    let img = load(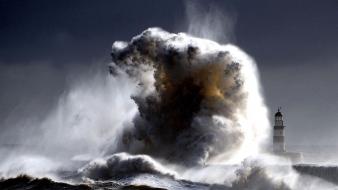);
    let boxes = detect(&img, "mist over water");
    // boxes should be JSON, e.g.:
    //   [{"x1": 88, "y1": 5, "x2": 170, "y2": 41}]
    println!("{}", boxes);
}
[
  {"x1": 0, "y1": 69, "x2": 138, "y2": 178},
  {"x1": 1, "y1": 3, "x2": 338, "y2": 190},
  {"x1": 184, "y1": 1, "x2": 236, "y2": 44}
]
